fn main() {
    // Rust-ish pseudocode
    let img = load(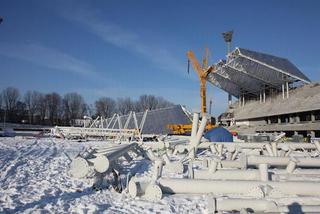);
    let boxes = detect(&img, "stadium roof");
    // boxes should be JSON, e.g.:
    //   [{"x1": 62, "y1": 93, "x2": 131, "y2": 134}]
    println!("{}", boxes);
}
[{"x1": 207, "y1": 47, "x2": 311, "y2": 98}]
